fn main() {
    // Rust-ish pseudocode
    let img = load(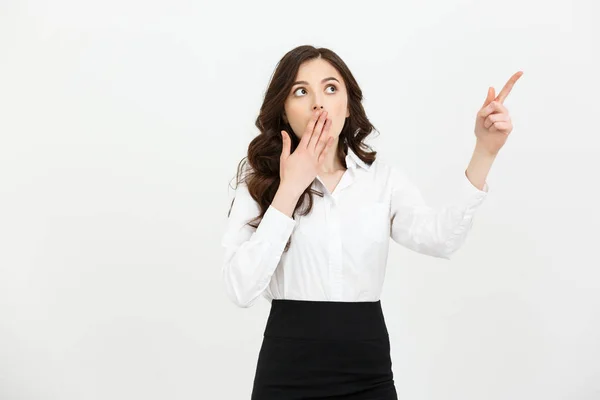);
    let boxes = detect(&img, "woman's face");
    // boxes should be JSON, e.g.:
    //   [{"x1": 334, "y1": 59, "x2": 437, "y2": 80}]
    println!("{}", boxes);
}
[{"x1": 283, "y1": 58, "x2": 350, "y2": 141}]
